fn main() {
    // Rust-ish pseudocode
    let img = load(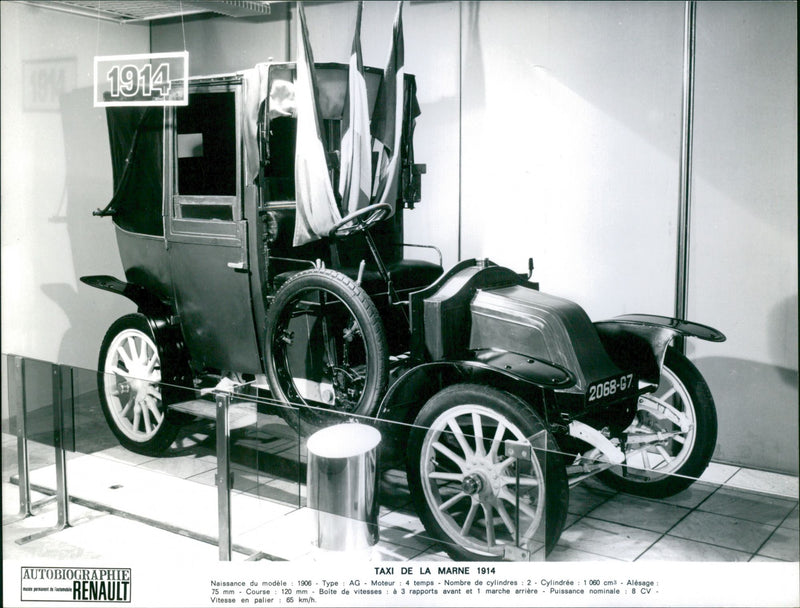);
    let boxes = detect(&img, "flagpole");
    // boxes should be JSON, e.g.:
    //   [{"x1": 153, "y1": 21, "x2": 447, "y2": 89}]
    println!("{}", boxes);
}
[
  {"x1": 285, "y1": 2, "x2": 292, "y2": 61},
  {"x1": 457, "y1": 0, "x2": 463, "y2": 262},
  {"x1": 674, "y1": 0, "x2": 696, "y2": 353}
]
